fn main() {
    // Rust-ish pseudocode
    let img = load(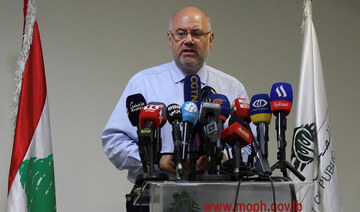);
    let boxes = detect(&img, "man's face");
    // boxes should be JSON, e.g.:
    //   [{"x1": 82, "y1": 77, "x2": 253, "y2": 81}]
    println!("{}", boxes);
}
[{"x1": 168, "y1": 10, "x2": 214, "y2": 73}]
